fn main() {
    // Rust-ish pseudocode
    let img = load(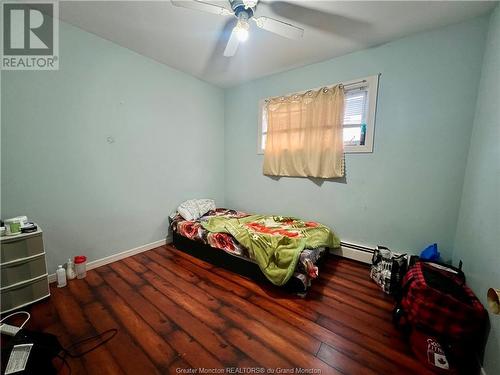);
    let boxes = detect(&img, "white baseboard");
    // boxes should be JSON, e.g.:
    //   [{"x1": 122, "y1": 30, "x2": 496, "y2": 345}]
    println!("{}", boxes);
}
[
  {"x1": 48, "y1": 237, "x2": 171, "y2": 283},
  {"x1": 330, "y1": 245, "x2": 373, "y2": 264},
  {"x1": 49, "y1": 237, "x2": 371, "y2": 283}
]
